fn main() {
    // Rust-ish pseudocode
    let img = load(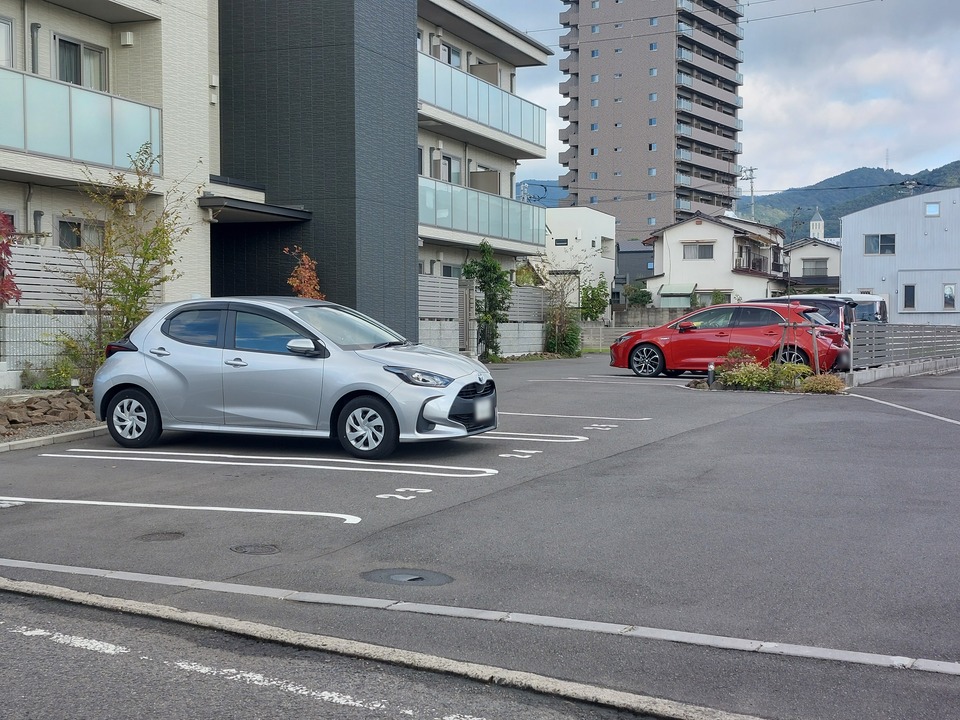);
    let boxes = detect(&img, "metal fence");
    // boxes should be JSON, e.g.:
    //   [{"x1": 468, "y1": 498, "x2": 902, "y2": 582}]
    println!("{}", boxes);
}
[
  {"x1": 0, "y1": 311, "x2": 95, "y2": 371},
  {"x1": 850, "y1": 323, "x2": 960, "y2": 368}
]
